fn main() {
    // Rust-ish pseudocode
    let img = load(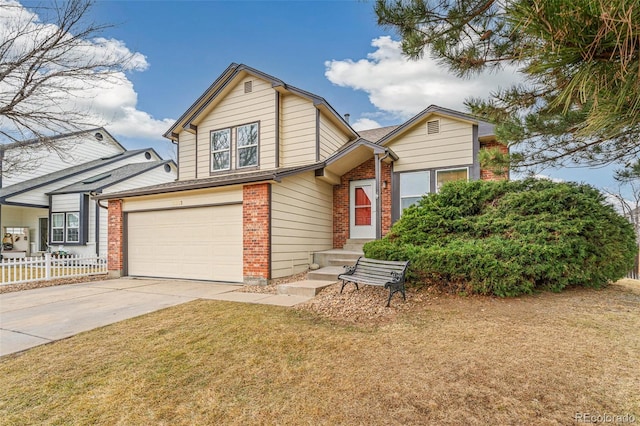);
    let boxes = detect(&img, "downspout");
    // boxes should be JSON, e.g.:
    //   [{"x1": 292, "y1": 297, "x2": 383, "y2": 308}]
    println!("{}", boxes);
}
[{"x1": 375, "y1": 151, "x2": 391, "y2": 240}]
